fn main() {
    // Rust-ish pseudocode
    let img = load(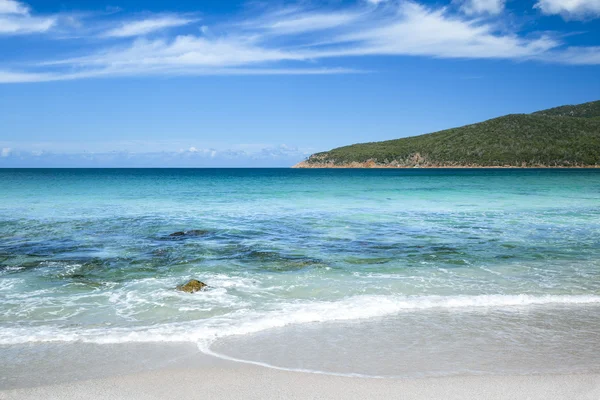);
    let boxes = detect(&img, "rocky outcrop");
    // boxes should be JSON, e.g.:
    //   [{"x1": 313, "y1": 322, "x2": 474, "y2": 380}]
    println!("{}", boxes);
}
[
  {"x1": 291, "y1": 160, "x2": 598, "y2": 169},
  {"x1": 293, "y1": 160, "x2": 384, "y2": 168},
  {"x1": 176, "y1": 279, "x2": 207, "y2": 293}
]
